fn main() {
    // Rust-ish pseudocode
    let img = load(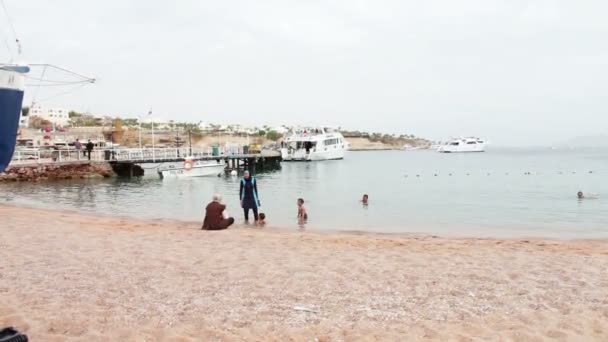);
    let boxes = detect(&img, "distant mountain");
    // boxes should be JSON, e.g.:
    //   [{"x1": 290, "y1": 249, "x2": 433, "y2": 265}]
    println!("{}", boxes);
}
[{"x1": 559, "y1": 134, "x2": 608, "y2": 148}]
